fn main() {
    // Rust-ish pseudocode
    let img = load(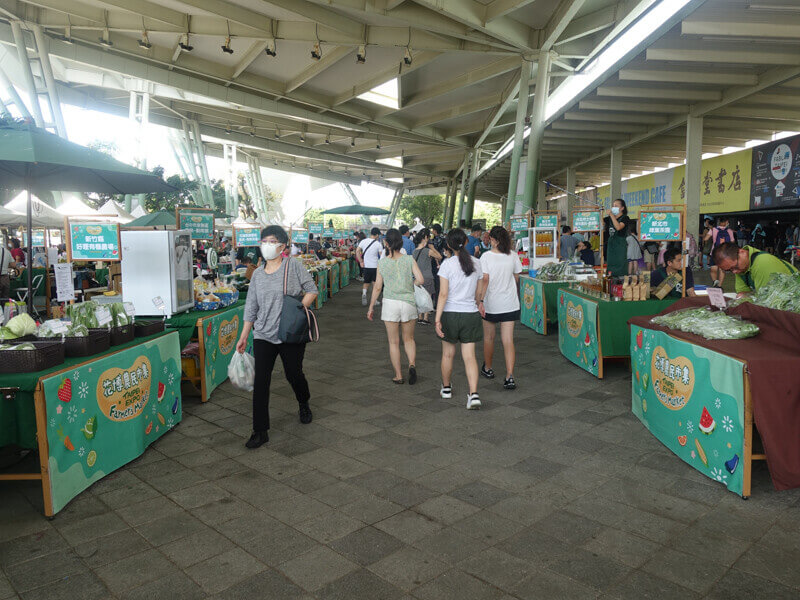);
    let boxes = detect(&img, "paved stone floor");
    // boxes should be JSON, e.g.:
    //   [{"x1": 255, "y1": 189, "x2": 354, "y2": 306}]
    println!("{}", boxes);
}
[{"x1": 3, "y1": 279, "x2": 800, "y2": 600}]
